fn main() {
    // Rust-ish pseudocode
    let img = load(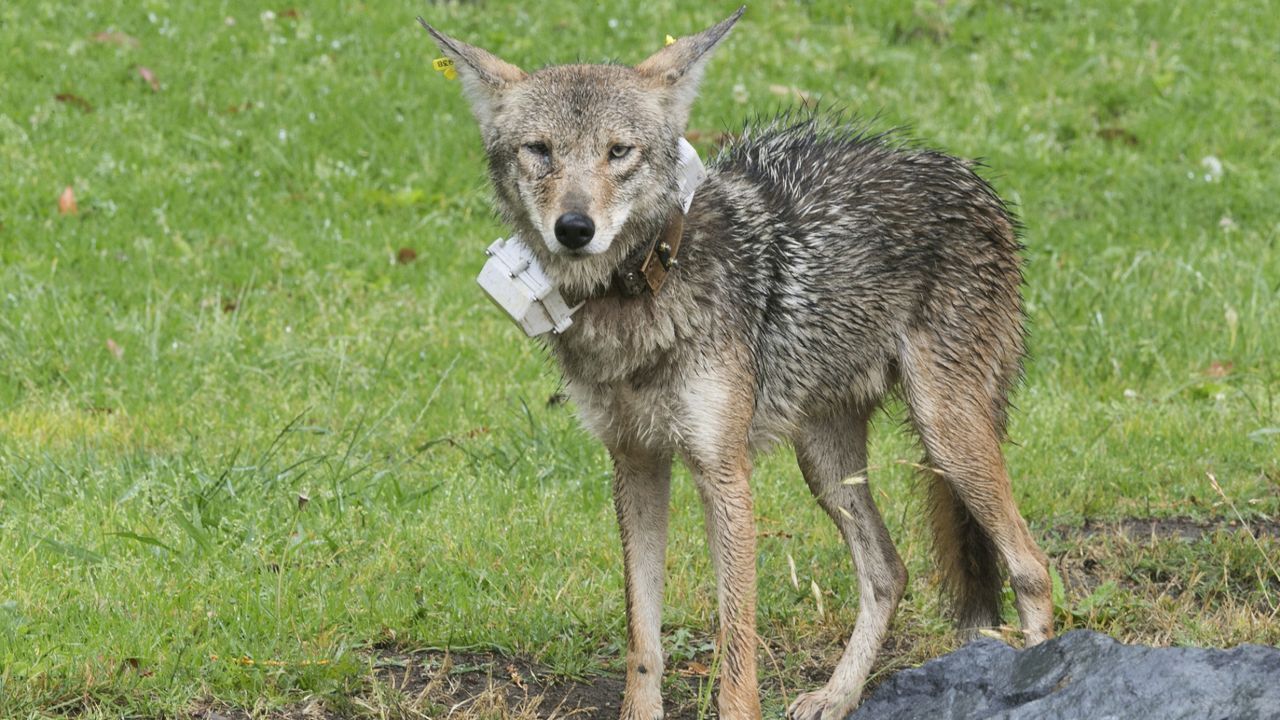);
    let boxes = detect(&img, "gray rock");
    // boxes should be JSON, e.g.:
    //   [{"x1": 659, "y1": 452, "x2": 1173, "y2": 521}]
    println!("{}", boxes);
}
[{"x1": 850, "y1": 629, "x2": 1280, "y2": 720}]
